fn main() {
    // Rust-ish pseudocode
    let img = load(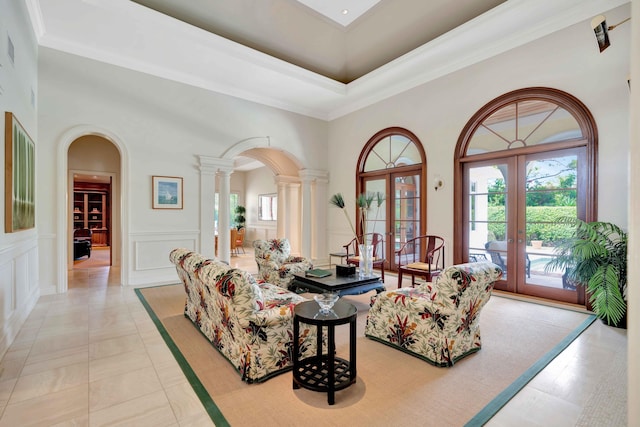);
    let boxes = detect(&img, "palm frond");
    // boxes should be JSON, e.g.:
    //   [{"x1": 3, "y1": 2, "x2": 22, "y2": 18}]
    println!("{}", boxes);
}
[
  {"x1": 589, "y1": 266, "x2": 626, "y2": 325},
  {"x1": 357, "y1": 192, "x2": 375, "y2": 209},
  {"x1": 329, "y1": 193, "x2": 346, "y2": 209},
  {"x1": 545, "y1": 217, "x2": 627, "y2": 325},
  {"x1": 329, "y1": 193, "x2": 358, "y2": 243},
  {"x1": 374, "y1": 191, "x2": 385, "y2": 207}
]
